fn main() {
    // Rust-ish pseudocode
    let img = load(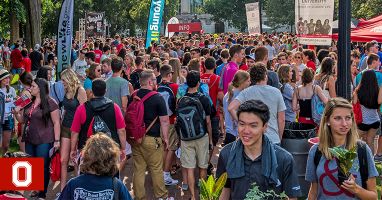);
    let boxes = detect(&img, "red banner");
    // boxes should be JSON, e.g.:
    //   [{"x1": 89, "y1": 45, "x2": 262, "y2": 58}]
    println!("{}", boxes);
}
[
  {"x1": 0, "y1": 158, "x2": 44, "y2": 190},
  {"x1": 167, "y1": 23, "x2": 202, "y2": 32}
]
